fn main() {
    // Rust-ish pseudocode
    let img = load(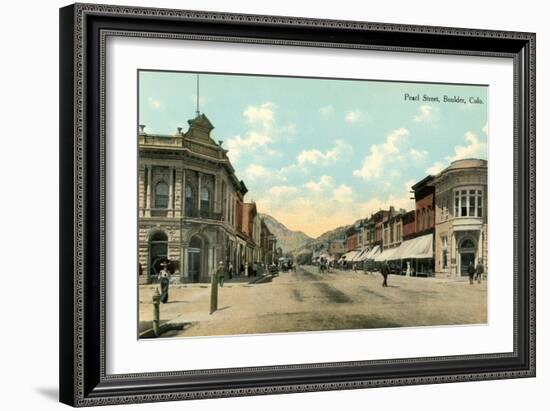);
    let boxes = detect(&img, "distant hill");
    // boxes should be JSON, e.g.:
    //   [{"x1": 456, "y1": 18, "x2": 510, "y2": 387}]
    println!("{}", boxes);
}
[
  {"x1": 289, "y1": 225, "x2": 350, "y2": 257},
  {"x1": 260, "y1": 213, "x2": 313, "y2": 254}
]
